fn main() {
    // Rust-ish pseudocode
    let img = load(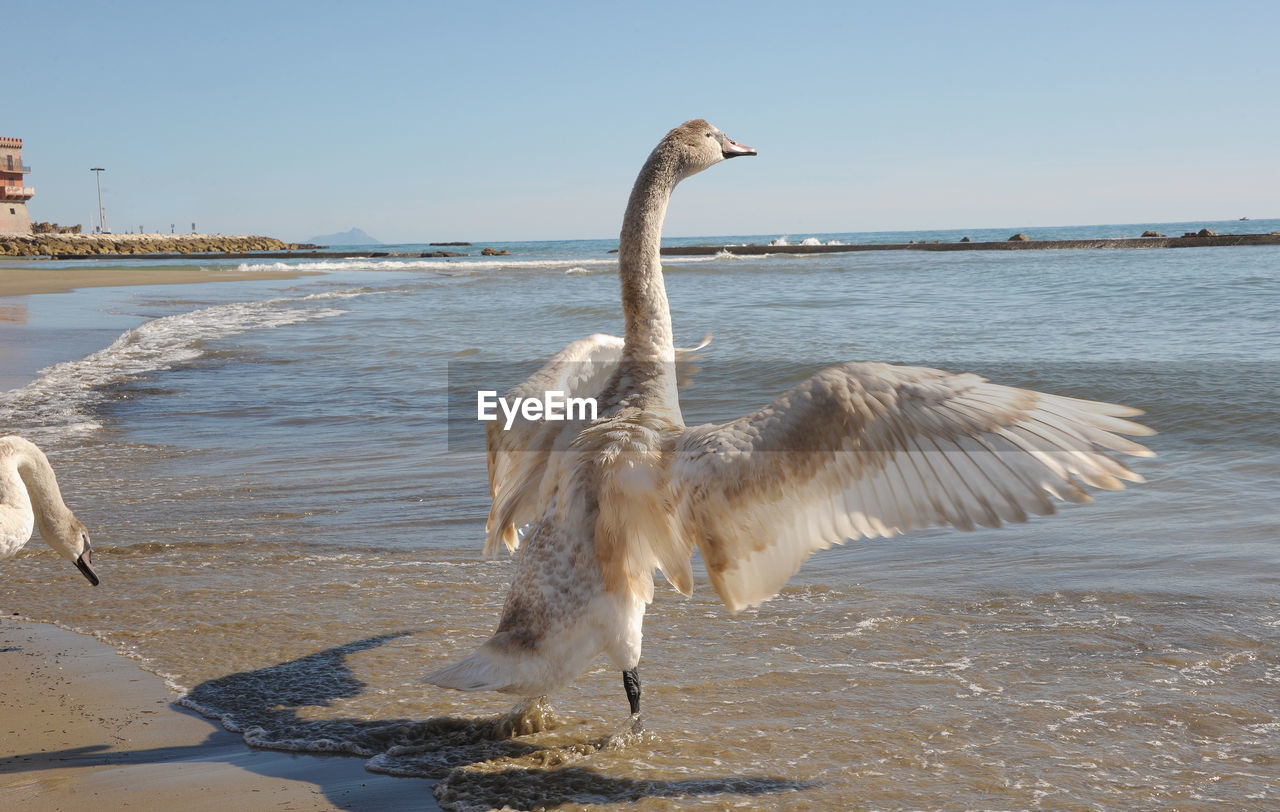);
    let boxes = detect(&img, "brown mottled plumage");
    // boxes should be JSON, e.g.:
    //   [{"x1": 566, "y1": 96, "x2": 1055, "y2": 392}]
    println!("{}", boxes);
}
[{"x1": 426, "y1": 120, "x2": 1151, "y2": 711}]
